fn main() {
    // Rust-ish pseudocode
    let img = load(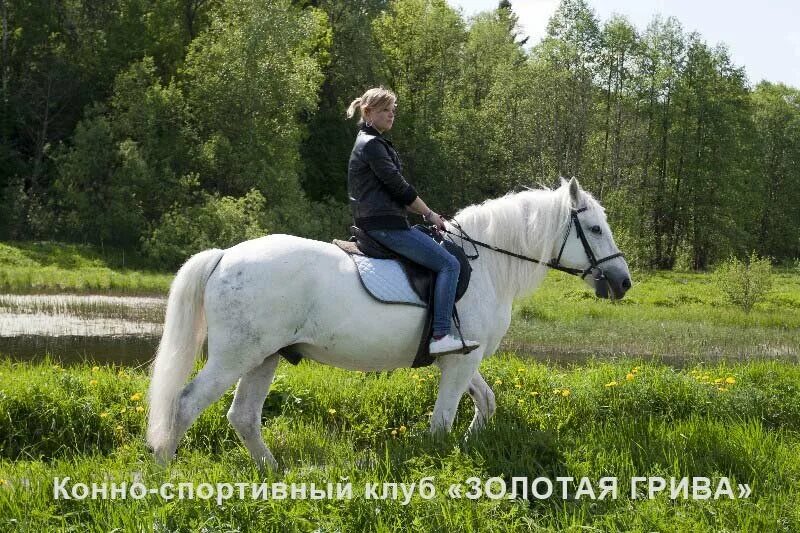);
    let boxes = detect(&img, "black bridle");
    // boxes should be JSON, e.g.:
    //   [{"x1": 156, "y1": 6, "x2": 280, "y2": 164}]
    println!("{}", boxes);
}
[{"x1": 441, "y1": 207, "x2": 624, "y2": 280}]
